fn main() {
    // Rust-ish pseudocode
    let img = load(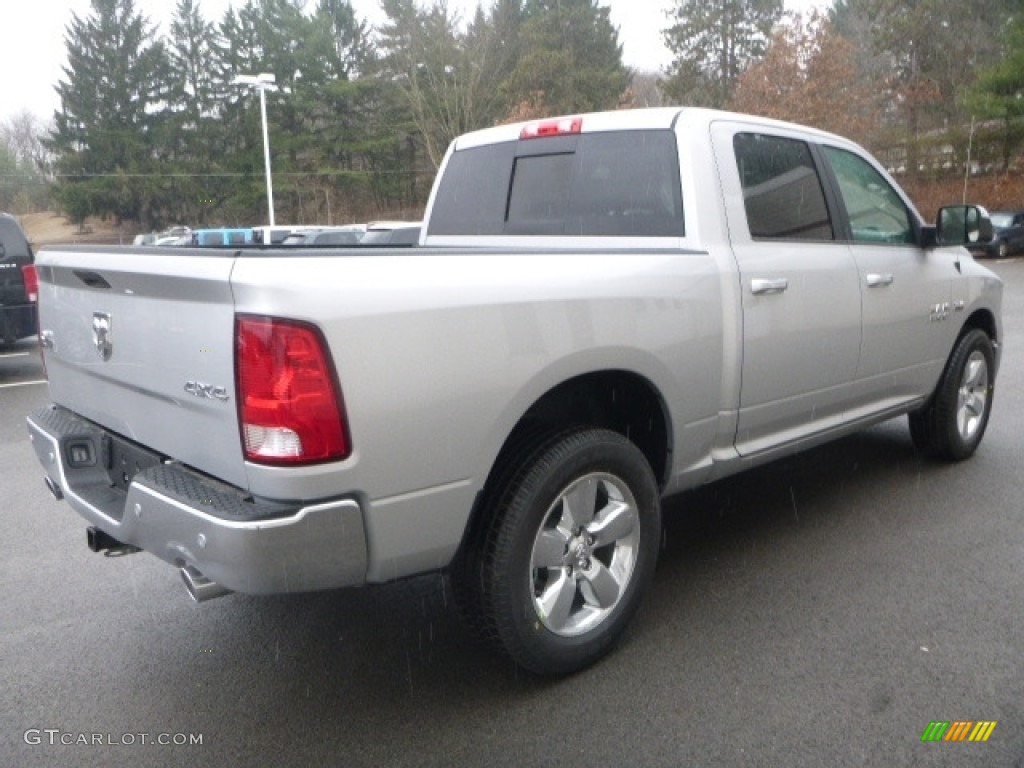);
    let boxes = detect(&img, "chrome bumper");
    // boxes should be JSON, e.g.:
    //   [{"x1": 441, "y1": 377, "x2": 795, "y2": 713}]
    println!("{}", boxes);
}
[{"x1": 27, "y1": 405, "x2": 368, "y2": 595}]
